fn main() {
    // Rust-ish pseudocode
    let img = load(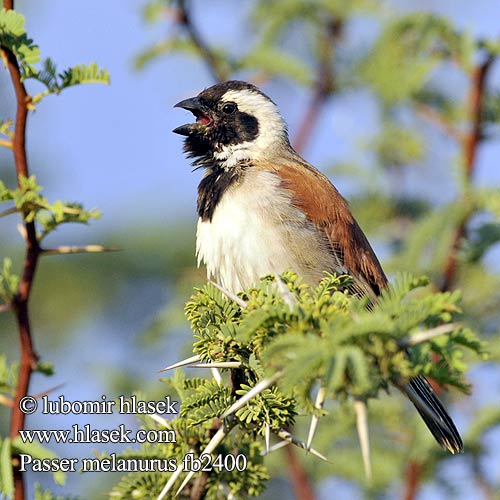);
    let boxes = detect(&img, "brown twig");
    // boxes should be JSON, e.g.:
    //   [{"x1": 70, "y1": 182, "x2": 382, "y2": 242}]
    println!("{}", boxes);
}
[
  {"x1": 402, "y1": 52, "x2": 496, "y2": 500},
  {"x1": 284, "y1": 445, "x2": 316, "y2": 500},
  {"x1": 41, "y1": 244, "x2": 120, "y2": 255},
  {"x1": 402, "y1": 461, "x2": 422, "y2": 500},
  {"x1": 292, "y1": 19, "x2": 342, "y2": 153},
  {"x1": 2, "y1": 1, "x2": 40, "y2": 499},
  {"x1": 176, "y1": 0, "x2": 226, "y2": 82},
  {"x1": 440, "y1": 54, "x2": 496, "y2": 292},
  {"x1": 414, "y1": 103, "x2": 464, "y2": 143}
]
